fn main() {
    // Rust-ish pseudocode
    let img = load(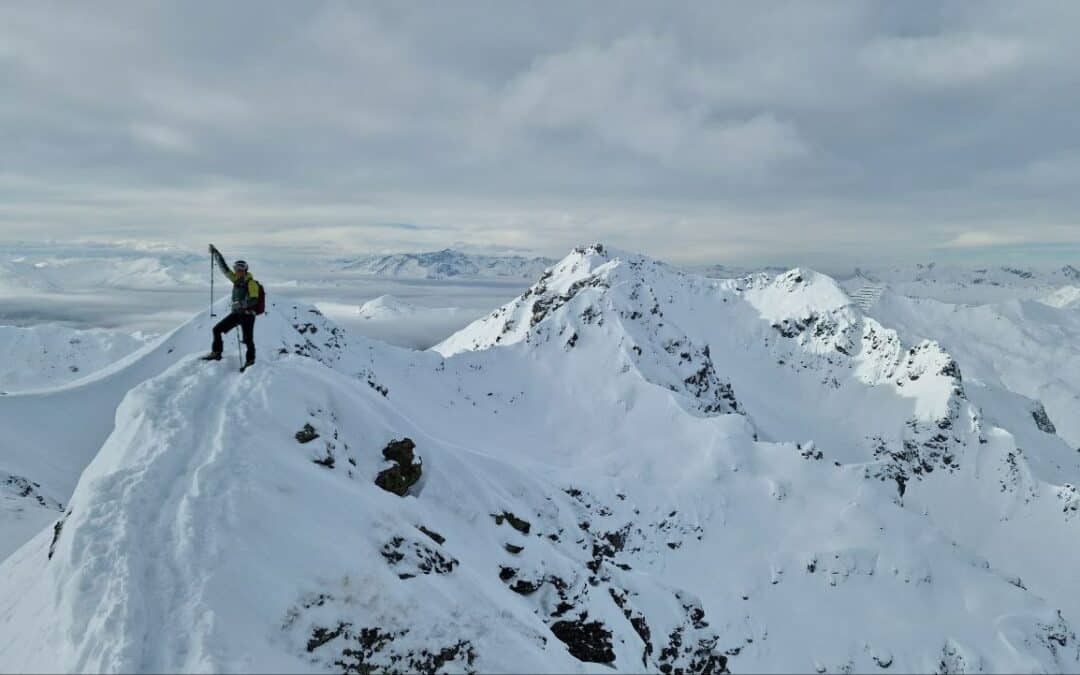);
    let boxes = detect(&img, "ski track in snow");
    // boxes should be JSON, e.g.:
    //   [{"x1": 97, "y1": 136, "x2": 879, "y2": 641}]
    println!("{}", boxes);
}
[{"x1": 66, "y1": 362, "x2": 231, "y2": 671}]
